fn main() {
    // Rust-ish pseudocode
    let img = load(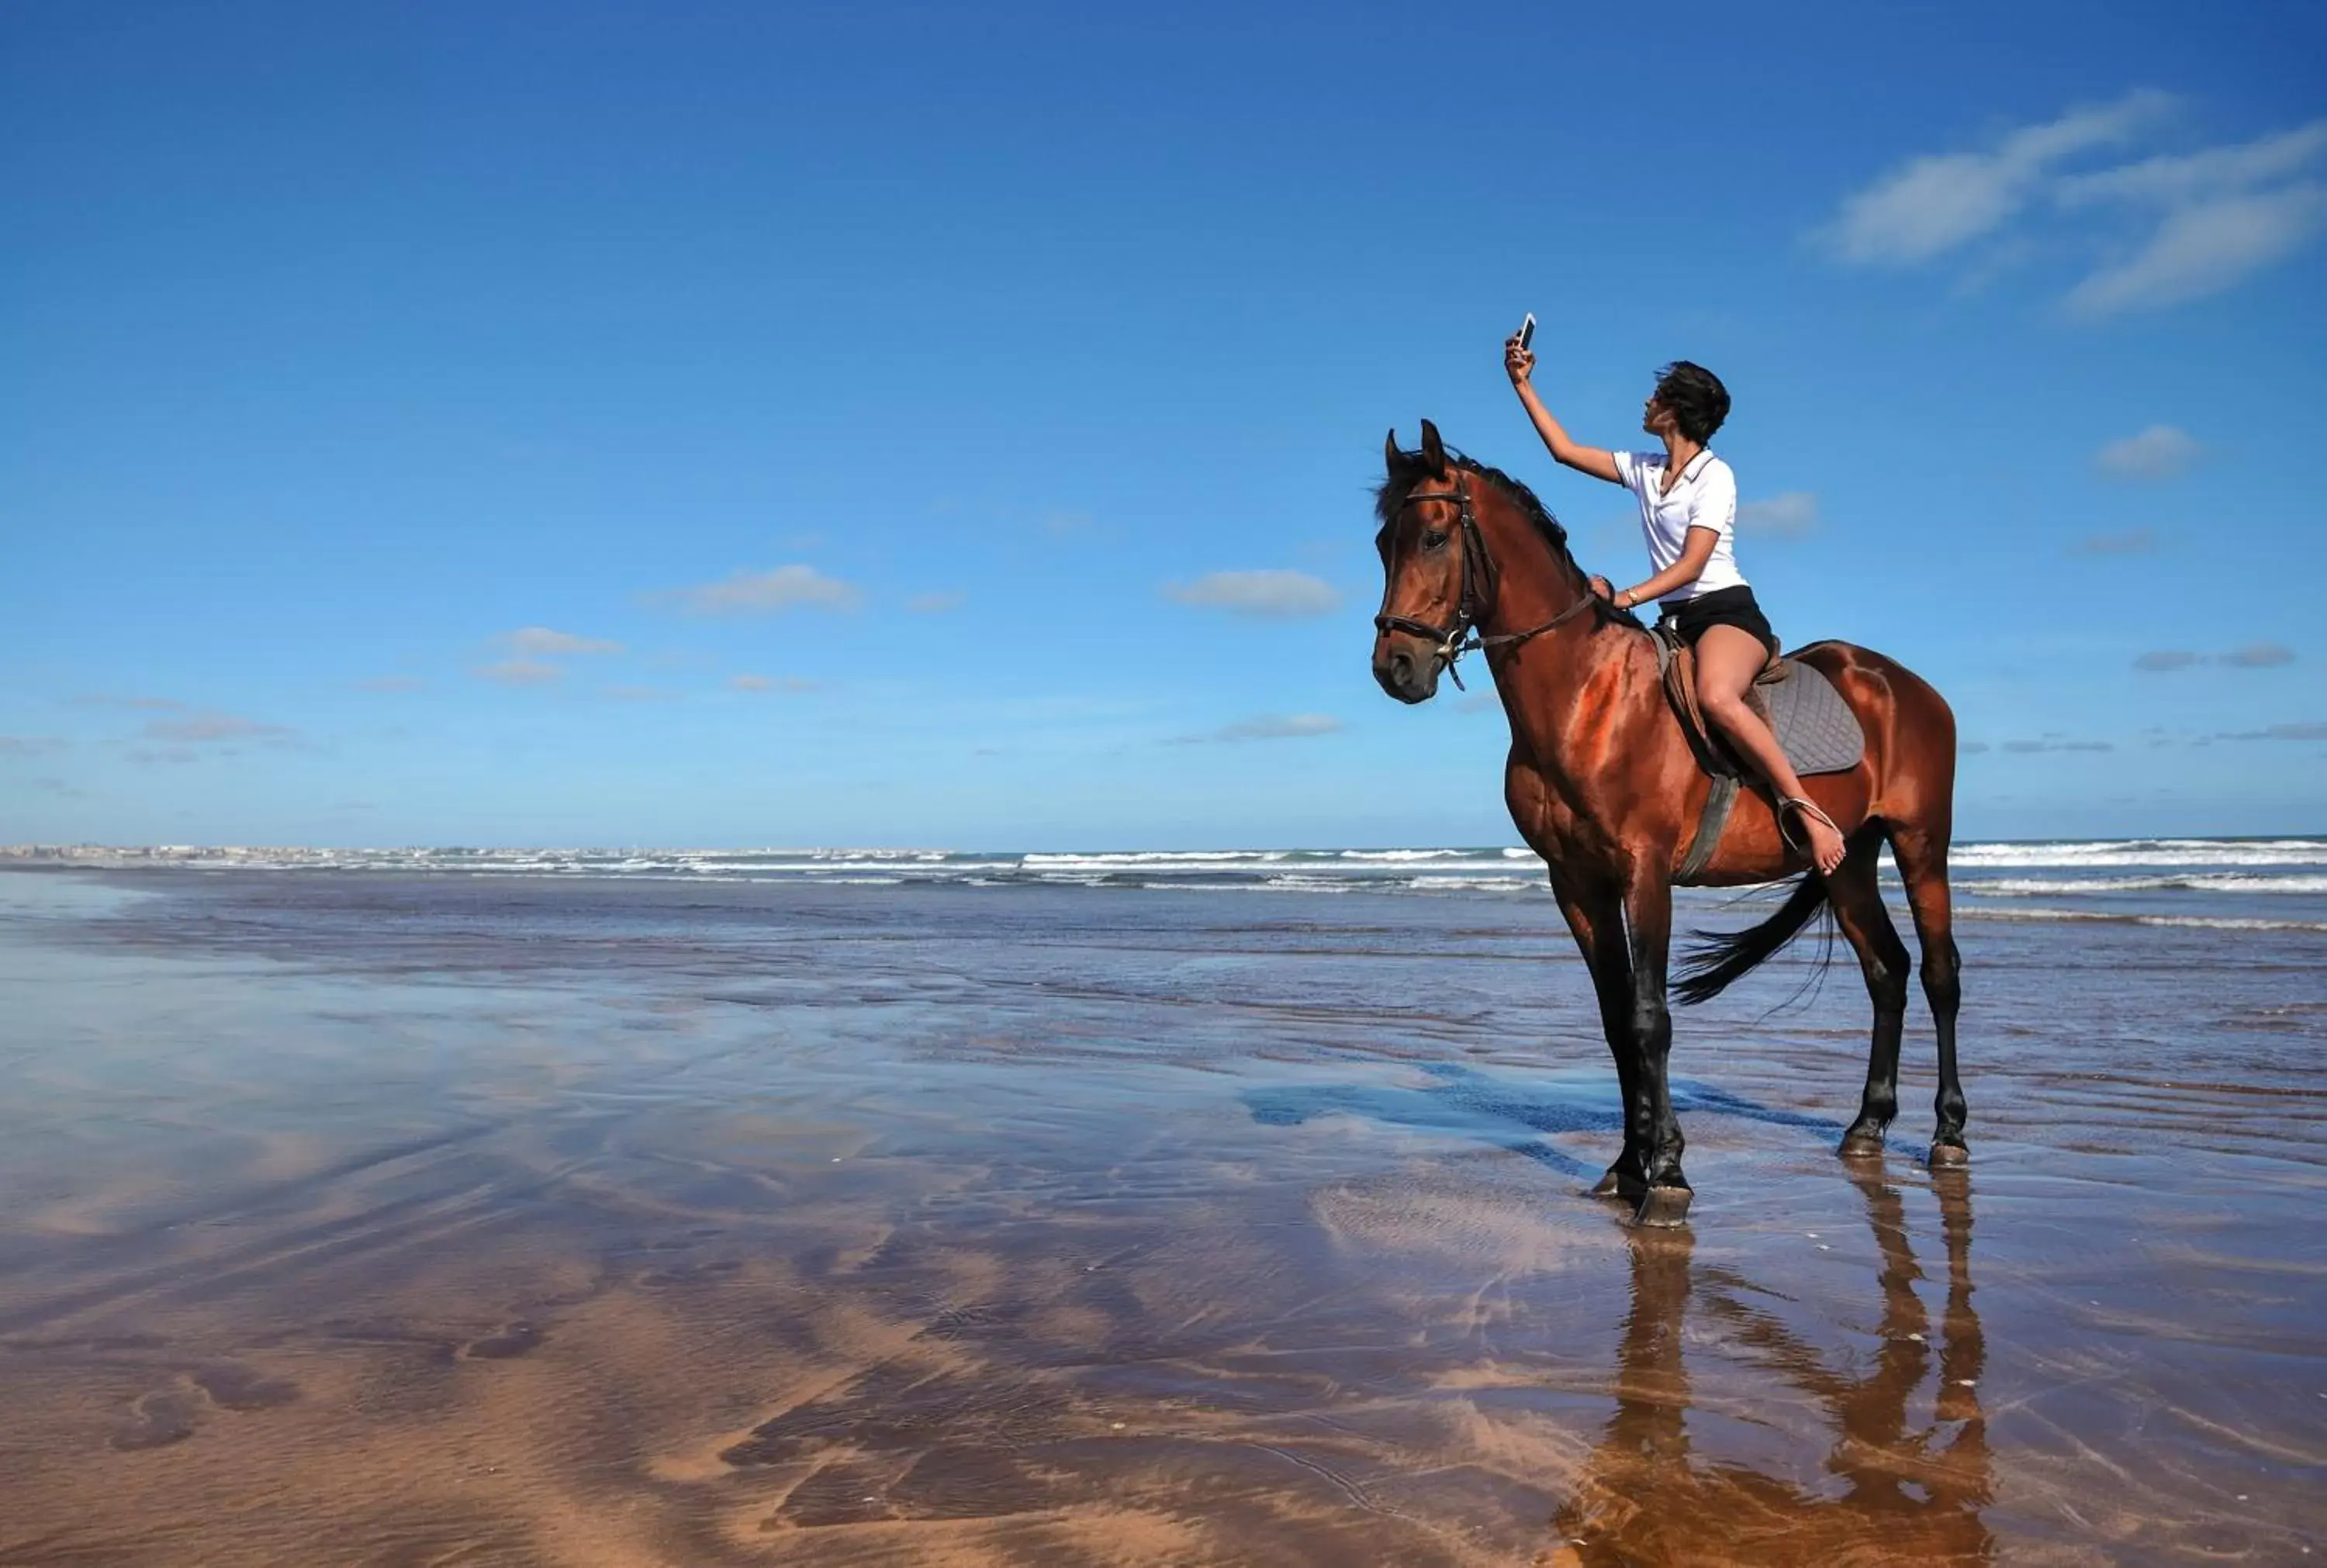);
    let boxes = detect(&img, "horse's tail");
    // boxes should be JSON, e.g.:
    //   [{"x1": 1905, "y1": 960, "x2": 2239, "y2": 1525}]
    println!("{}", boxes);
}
[{"x1": 1672, "y1": 875, "x2": 1832, "y2": 1006}]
